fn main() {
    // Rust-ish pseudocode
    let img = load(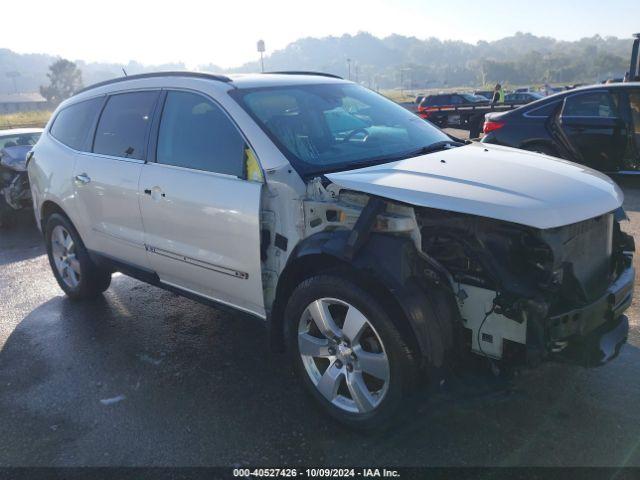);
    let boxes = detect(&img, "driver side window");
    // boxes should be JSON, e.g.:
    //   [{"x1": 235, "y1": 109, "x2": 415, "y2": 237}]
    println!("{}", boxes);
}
[{"x1": 156, "y1": 91, "x2": 247, "y2": 177}]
